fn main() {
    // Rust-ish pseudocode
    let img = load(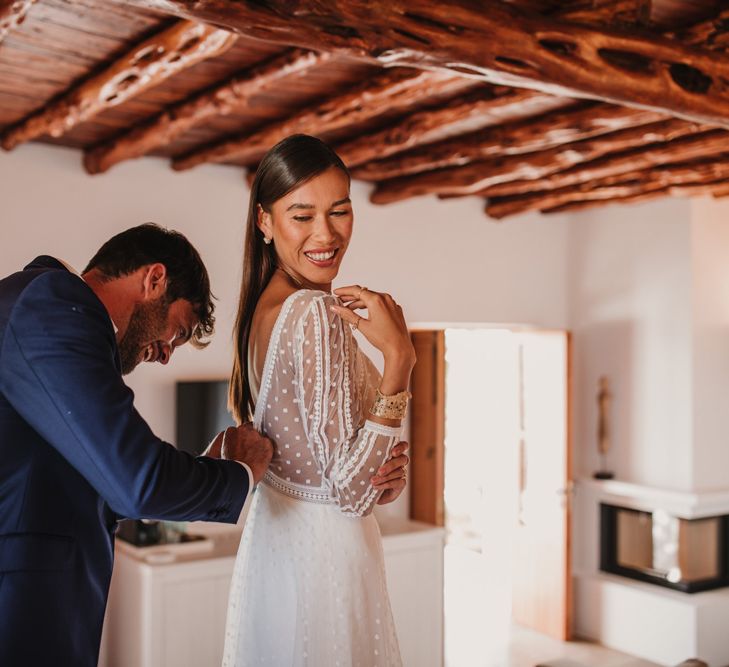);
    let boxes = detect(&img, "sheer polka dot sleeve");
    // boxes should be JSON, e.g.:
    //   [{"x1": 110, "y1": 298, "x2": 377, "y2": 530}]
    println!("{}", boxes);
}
[{"x1": 291, "y1": 292, "x2": 401, "y2": 517}]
